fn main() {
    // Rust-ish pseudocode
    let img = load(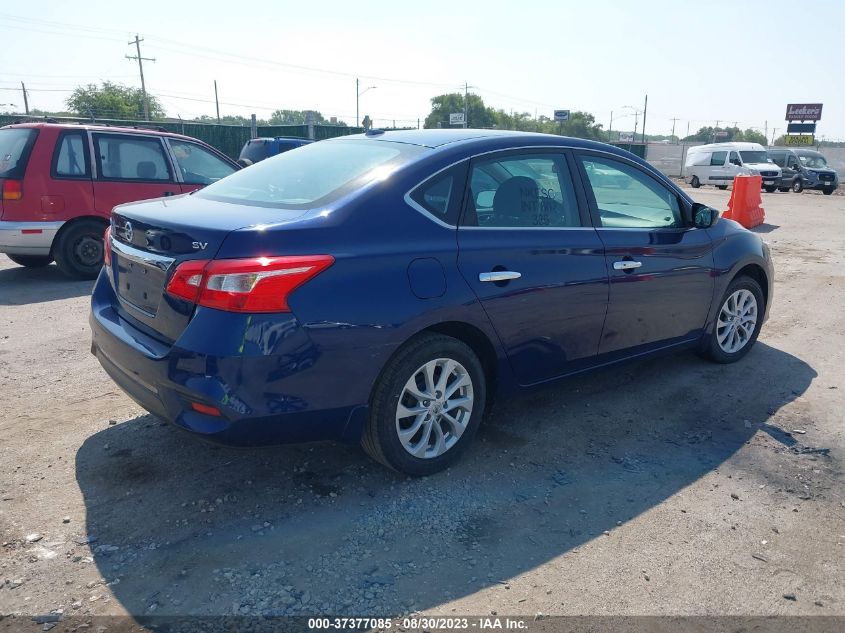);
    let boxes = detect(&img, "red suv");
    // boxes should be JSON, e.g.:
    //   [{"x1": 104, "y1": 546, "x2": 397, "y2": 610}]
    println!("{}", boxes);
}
[{"x1": 0, "y1": 123, "x2": 239, "y2": 279}]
